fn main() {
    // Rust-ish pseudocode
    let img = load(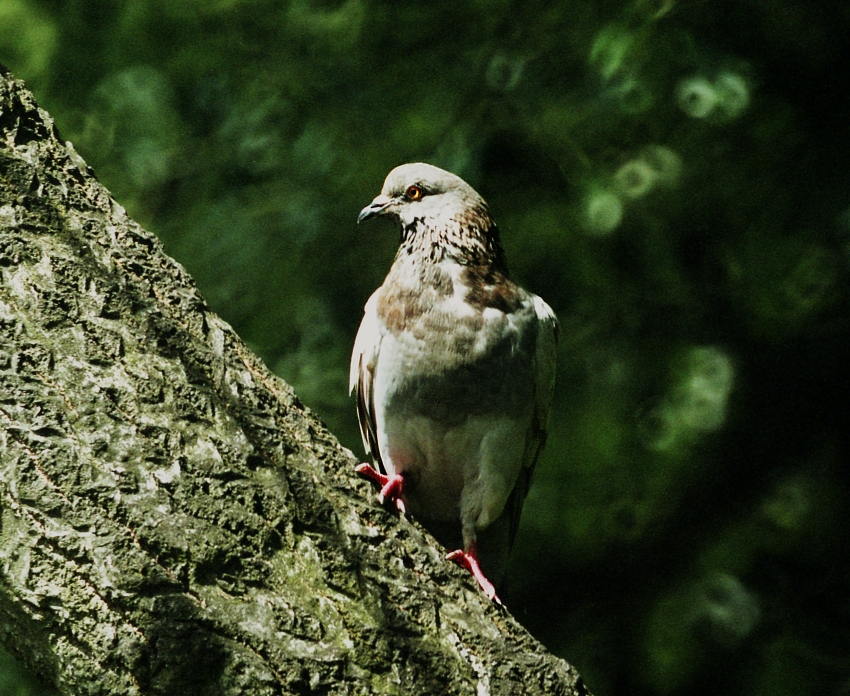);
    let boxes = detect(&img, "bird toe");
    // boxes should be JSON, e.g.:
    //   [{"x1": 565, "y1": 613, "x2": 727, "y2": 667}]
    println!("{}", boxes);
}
[{"x1": 447, "y1": 546, "x2": 501, "y2": 604}]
